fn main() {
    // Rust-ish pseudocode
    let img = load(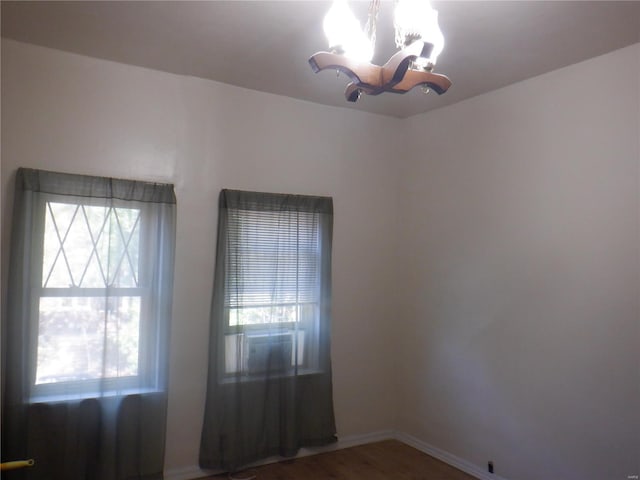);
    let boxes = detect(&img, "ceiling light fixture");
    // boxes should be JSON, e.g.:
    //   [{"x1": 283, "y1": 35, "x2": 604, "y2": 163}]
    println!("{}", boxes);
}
[{"x1": 309, "y1": 0, "x2": 452, "y2": 102}]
